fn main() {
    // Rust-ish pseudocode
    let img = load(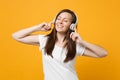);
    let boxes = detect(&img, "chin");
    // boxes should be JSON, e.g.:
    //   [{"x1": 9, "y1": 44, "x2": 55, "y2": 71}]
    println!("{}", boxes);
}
[
  {"x1": 56, "y1": 30, "x2": 64, "y2": 33},
  {"x1": 56, "y1": 29, "x2": 63, "y2": 32},
  {"x1": 55, "y1": 28, "x2": 67, "y2": 33}
]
